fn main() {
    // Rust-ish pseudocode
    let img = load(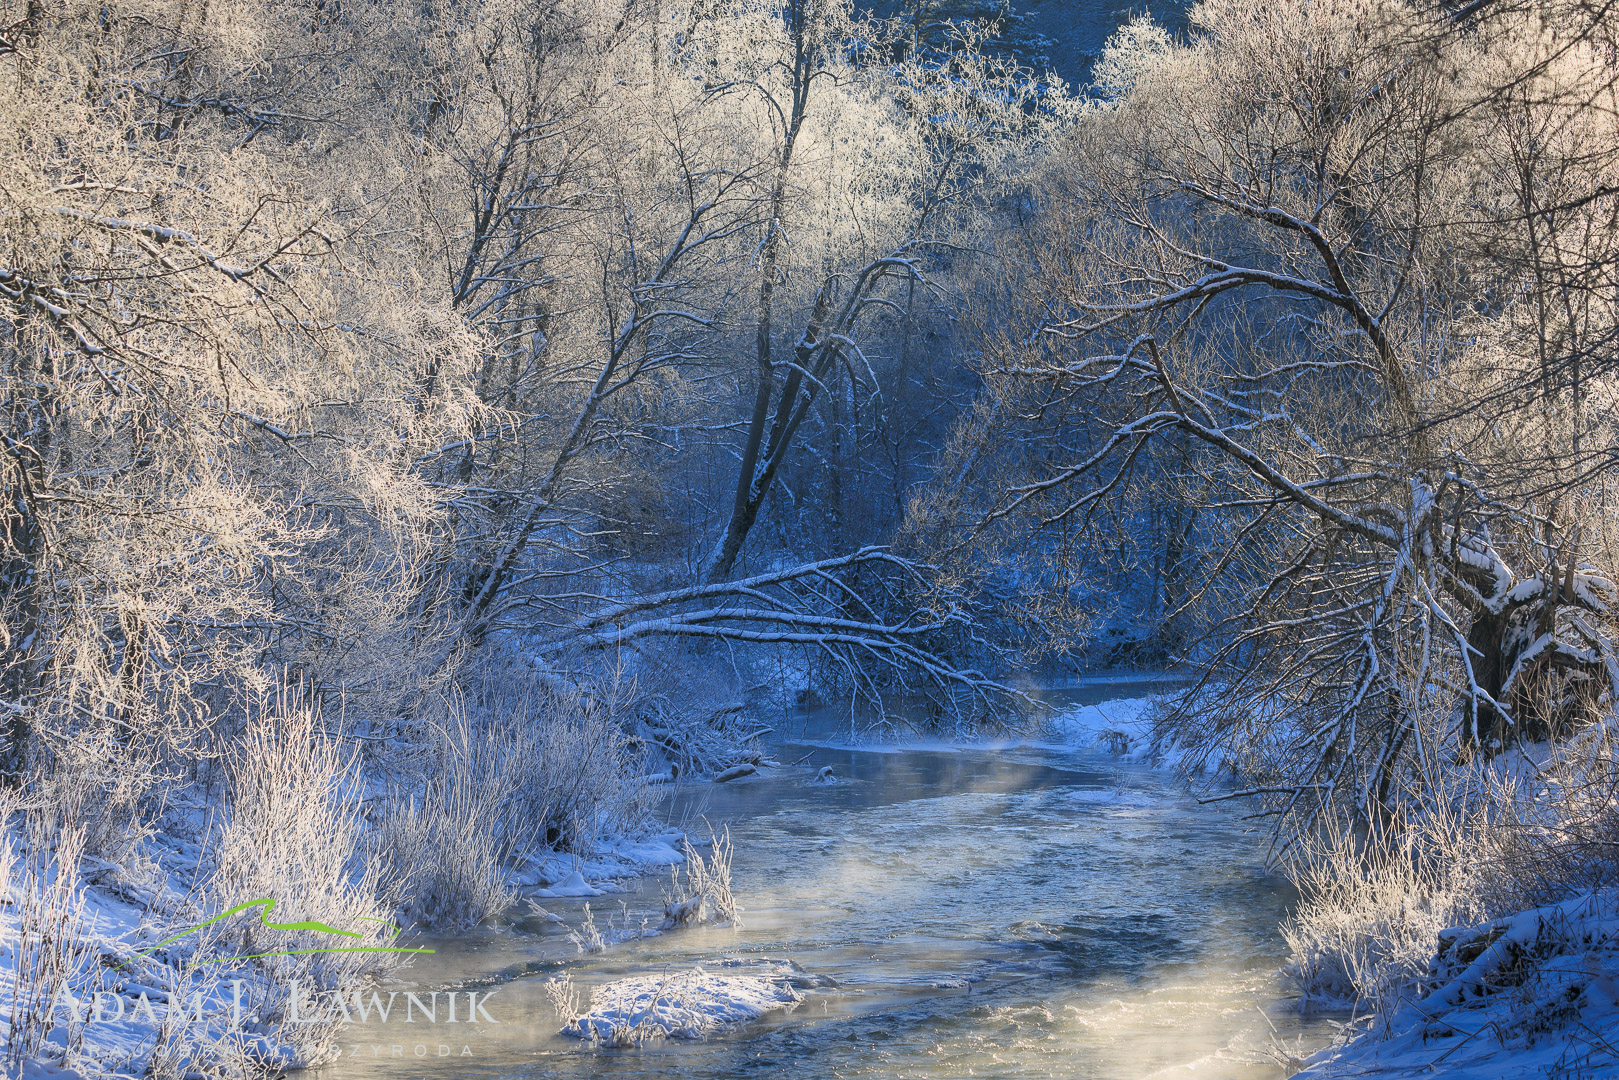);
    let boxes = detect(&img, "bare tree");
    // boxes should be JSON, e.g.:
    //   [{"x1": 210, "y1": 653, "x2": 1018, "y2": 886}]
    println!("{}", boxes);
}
[
  {"x1": 403, "y1": 0, "x2": 1056, "y2": 713},
  {"x1": 701, "y1": 3, "x2": 1066, "y2": 582},
  {"x1": 918, "y1": 0, "x2": 1619, "y2": 842}
]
